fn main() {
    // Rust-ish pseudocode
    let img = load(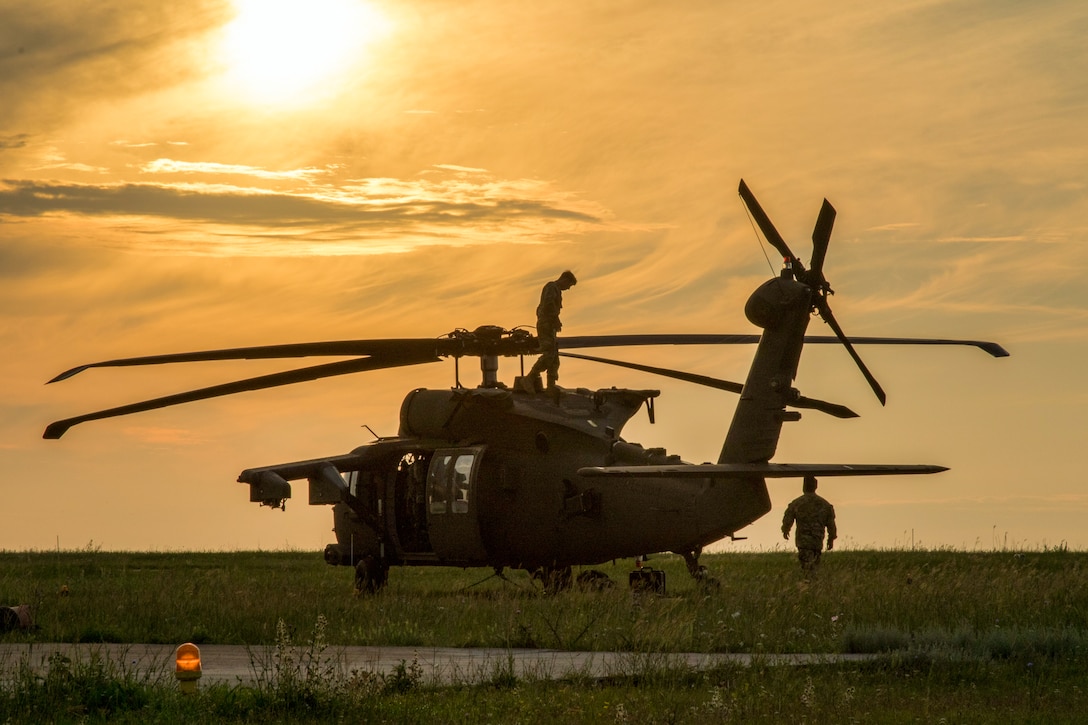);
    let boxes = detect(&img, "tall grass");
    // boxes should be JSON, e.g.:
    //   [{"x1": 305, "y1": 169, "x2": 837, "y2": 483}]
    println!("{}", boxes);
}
[
  {"x1": 2, "y1": 548, "x2": 1087, "y2": 658},
  {"x1": 3, "y1": 549, "x2": 1088, "y2": 721}
]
